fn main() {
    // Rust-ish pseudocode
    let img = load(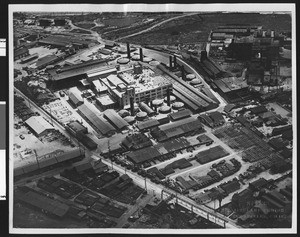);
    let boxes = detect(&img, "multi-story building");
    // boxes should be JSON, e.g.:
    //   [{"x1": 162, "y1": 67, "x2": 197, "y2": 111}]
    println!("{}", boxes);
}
[{"x1": 101, "y1": 64, "x2": 173, "y2": 108}]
